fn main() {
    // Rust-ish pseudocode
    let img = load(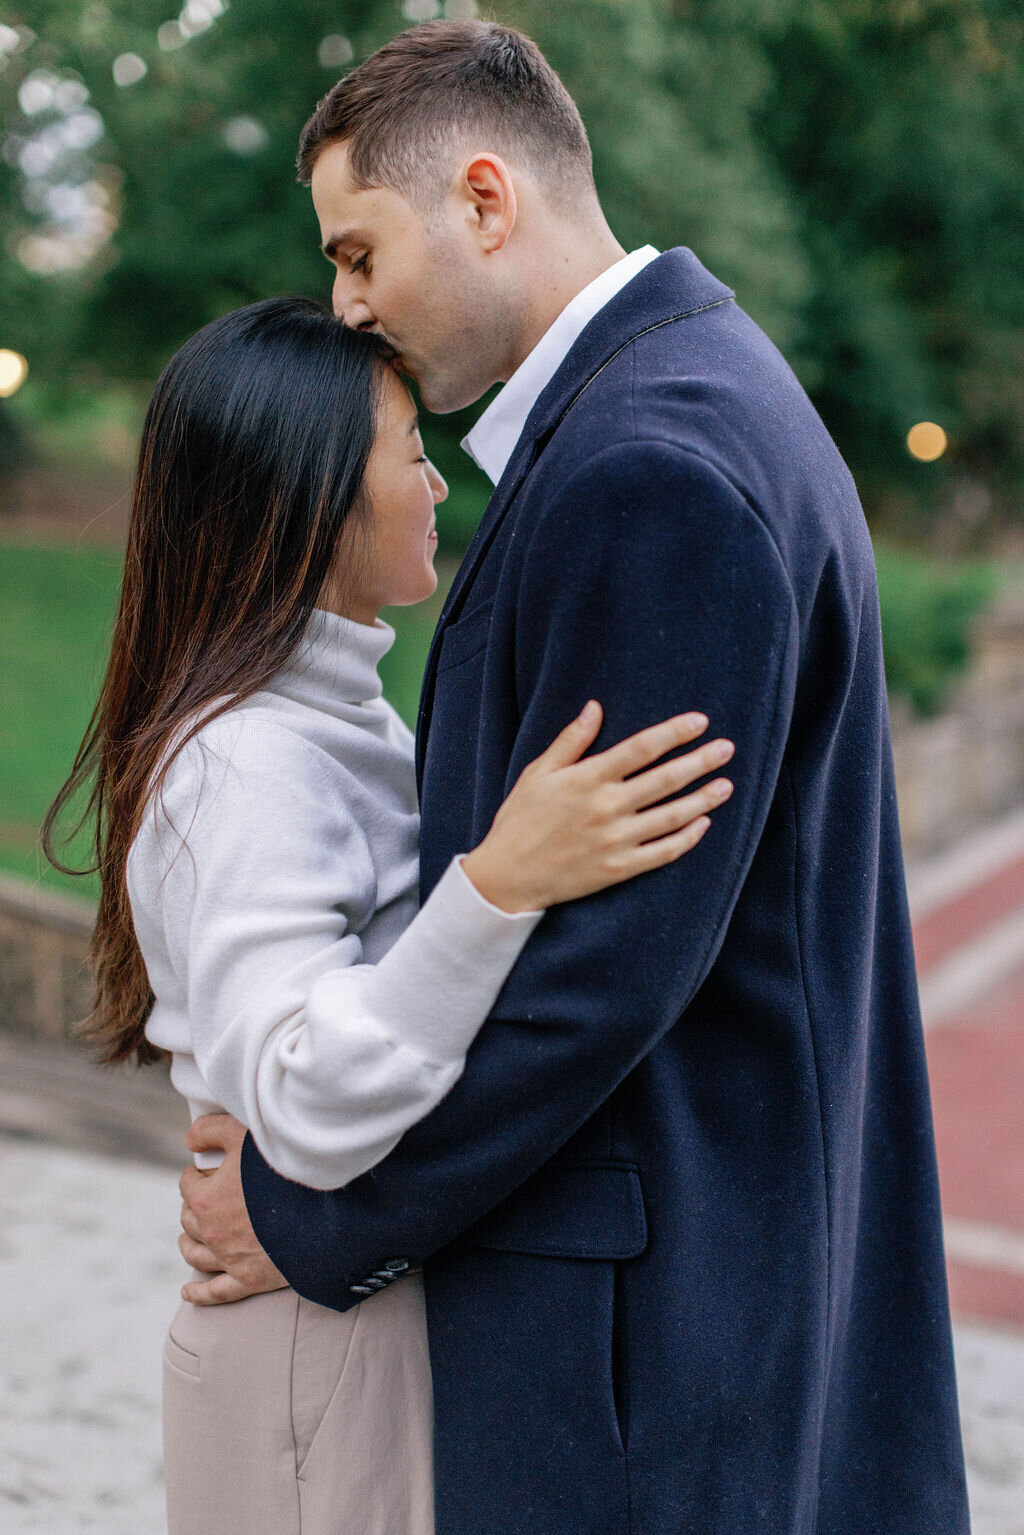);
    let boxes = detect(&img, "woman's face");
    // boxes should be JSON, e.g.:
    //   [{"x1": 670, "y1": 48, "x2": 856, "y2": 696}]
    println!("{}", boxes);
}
[{"x1": 327, "y1": 366, "x2": 448, "y2": 624}]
